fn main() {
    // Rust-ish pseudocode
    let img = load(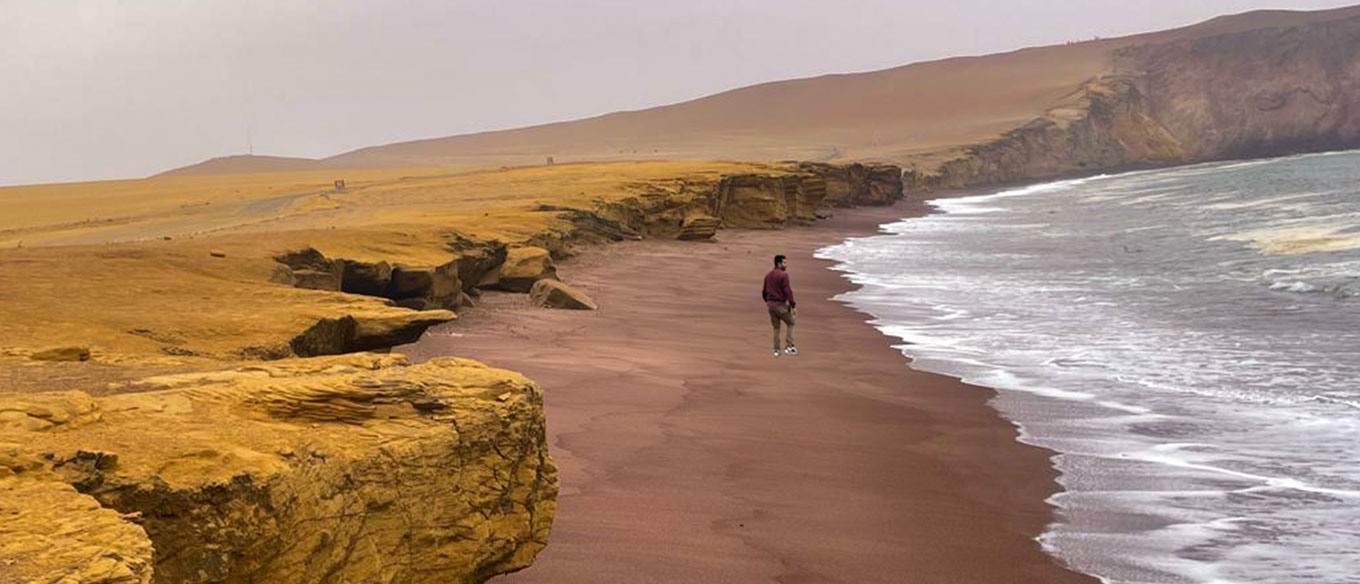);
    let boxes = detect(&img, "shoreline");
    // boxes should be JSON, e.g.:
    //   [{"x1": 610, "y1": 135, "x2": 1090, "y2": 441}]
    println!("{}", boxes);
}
[{"x1": 402, "y1": 199, "x2": 1098, "y2": 583}]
